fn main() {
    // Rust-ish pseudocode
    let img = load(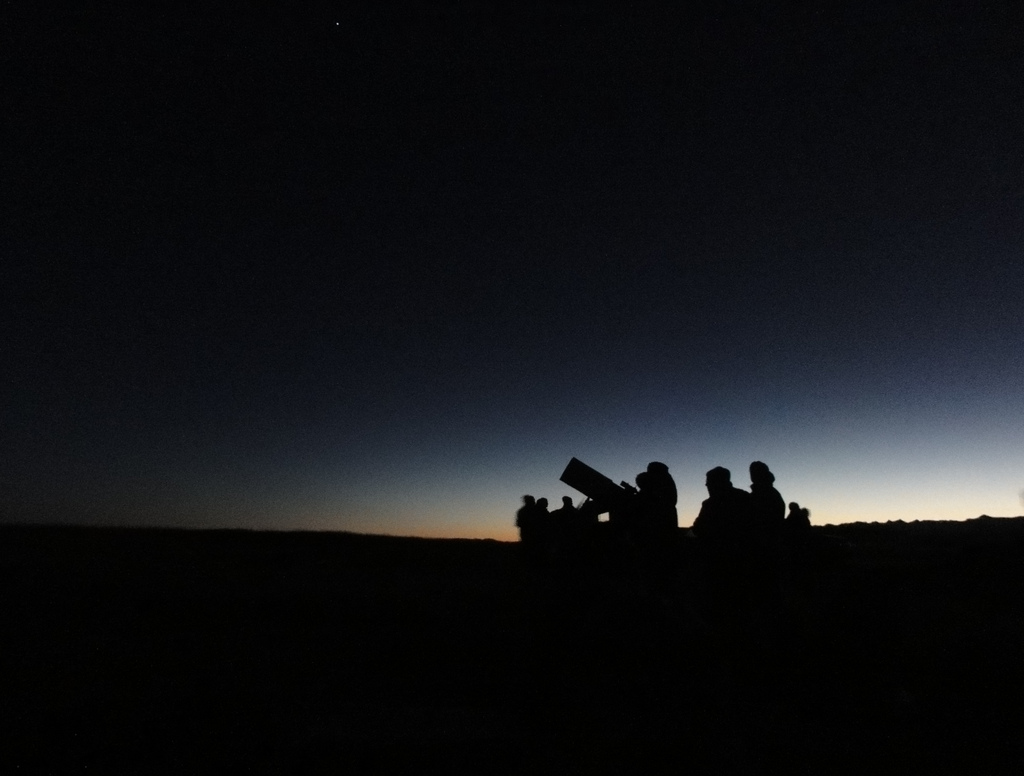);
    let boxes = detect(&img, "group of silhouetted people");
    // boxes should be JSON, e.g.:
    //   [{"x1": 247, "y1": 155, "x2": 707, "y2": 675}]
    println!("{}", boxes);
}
[
  {"x1": 691, "y1": 462, "x2": 806, "y2": 548},
  {"x1": 517, "y1": 460, "x2": 811, "y2": 565},
  {"x1": 517, "y1": 461, "x2": 683, "y2": 563},
  {"x1": 684, "y1": 462, "x2": 815, "y2": 624},
  {"x1": 516, "y1": 495, "x2": 596, "y2": 562},
  {"x1": 689, "y1": 462, "x2": 813, "y2": 552}
]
